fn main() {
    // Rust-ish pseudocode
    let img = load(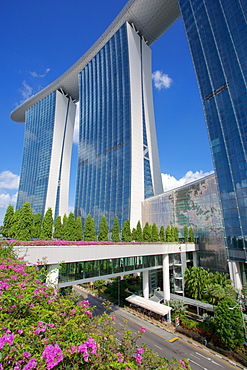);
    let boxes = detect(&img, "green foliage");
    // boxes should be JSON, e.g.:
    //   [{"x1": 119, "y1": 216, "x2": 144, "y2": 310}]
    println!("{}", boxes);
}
[
  {"x1": 2, "y1": 204, "x2": 14, "y2": 237},
  {"x1": 0, "y1": 253, "x2": 192, "y2": 369},
  {"x1": 184, "y1": 226, "x2": 189, "y2": 242},
  {"x1": 189, "y1": 227, "x2": 194, "y2": 242},
  {"x1": 16, "y1": 202, "x2": 34, "y2": 241},
  {"x1": 53, "y1": 215, "x2": 63, "y2": 240},
  {"x1": 98, "y1": 216, "x2": 109, "y2": 241},
  {"x1": 166, "y1": 225, "x2": 172, "y2": 242},
  {"x1": 166, "y1": 299, "x2": 188, "y2": 314},
  {"x1": 64, "y1": 212, "x2": 76, "y2": 241},
  {"x1": 143, "y1": 222, "x2": 152, "y2": 242},
  {"x1": 111, "y1": 216, "x2": 120, "y2": 242},
  {"x1": 151, "y1": 223, "x2": 159, "y2": 242},
  {"x1": 84, "y1": 214, "x2": 96, "y2": 241},
  {"x1": 185, "y1": 266, "x2": 213, "y2": 301},
  {"x1": 159, "y1": 225, "x2": 165, "y2": 242},
  {"x1": 32, "y1": 212, "x2": 42, "y2": 239},
  {"x1": 8, "y1": 209, "x2": 20, "y2": 239},
  {"x1": 135, "y1": 221, "x2": 143, "y2": 242},
  {"x1": 75, "y1": 216, "x2": 83, "y2": 241},
  {"x1": 214, "y1": 297, "x2": 245, "y2": 349},
  {"x1": 40, "y1": 208, "x2": 53, "y2": 240},
  {"x1": 171, "y1": 225, "x2": 175, "y2": 242},
  {"x1": 242, "y1": 282, "x2": 247, "y2": 310},
  {"x1": 63, "y1": 214, "x2": 68, "y2": 229},
  {"x1": 174, "y1": 227, "x2": 179, "y2": 242},
  {"x1": 132, "y1": 227, "x2": 137, "y2": 241},
  {"x1": 121, "y1": 219, "x2": 132, "y2": 242}
]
